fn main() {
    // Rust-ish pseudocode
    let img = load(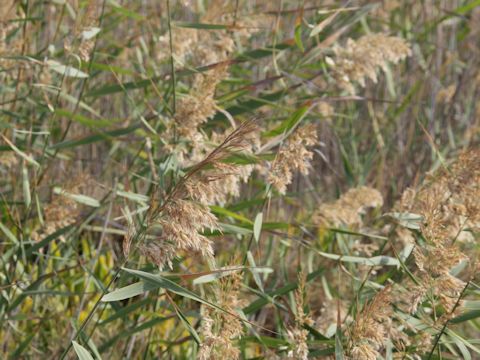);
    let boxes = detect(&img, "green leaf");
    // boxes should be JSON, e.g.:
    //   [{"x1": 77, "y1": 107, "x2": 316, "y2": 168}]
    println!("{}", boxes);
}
[
  {"x1": 309, "y1": 348, "x2": 336, "y2": 357},
  {"x1": 170, "y1": 300, "x2": 201, "y2": 345},
  {"x1": 304, "y1": 323, "x2": 329, "y2": 340},
  {"x1": 175, "y1": 22, "x2": 230, "y2": 30},
  {"x1": 9, "y1": 333, "x2": 35, "y2": 360},
  {"x1": 243, "y1": 269, "x2": 323, "y2": 314},
  {"x1": 81, "y1": 27, "x2": 101, "y2": 40},
  {"x1": 42, "y1": 87, "x2": 100, "y2": 116},
  {"x1": 335, "y1": 329, "x2": 345, "y2": 360},
  {"x1": 99, "y1": 316, "x2": 173, "y2": 352},
  {"x1": 72, "y1": 341, "x2": 94, "y2": 360},
  {"x1": 328, "y1": 227, "x2": 388, "y2": 241},
  {"x1": 189, "y1": 267, "x2": 272, "y2": 286},
  {"x1": 384, "y1": 212, "x2": 423, "y2": 230},
  {"x1": 100, "y1": 298, "x2": 151, "y2": 325},
  {"x1": 53, "y1": 187, "x2": 100, "y2": 207},
  {"x1": 235, "y1": 42, "x2": 292, "y2": 62},
  {"x1": 263, "y1": 104, "x2": 312, "y2": 137},
  {"x1": 24, "y1": 225, "x2": 74, "y2": 257},
  {"x1": 0, "y1": 134, "x2": 39, "y2": 168},
  {"x1": 247, "y1": 251, "x2": 264, "y2": 292},
  {"x1": 253, "y1": 212, "x2": 263, "y2": 244},
  {"x1": 115, "y1": 190, "x2": 149, "y2": 204},
  {"x1": 101, "y1": 281, "x2": 161, "y2": 302},
  {"x1": 85, "y1": 338, "x2": 102, "y2": 360},
  {"x1": 314, "y1": 250, "x2": 400, "y2": 266},
  {"x1": 0, "y1": 222, "x2": 18, "y2": 244},
  {"x1": 120, "y1": 268, "x2": 227, "y2": 313},
  {"x1": 454, "y1": 0, "x2": 480, "y2": 15},
  {"x1": 215, "y1": 90, "x2": 286, "y2": 120},
  {"x1": 85, "y1": 77, "x2": 161, "y2": 98},
  {"x1": 110, "y1": 4, "x2": 145, "y2": 20},
  {"x1": 451, "y1": 334, "x2": 472, "y2": 360},
  {"x1": 464, "y1": 300, "x2": 480, "y2": 310},
  {"x1": 310, "y1": 10, "x2": 340, "y2": 37},
  {"x1": 386, "y1": 339, "x2": 393, "y2": 360},
  {"x1": 47, "y1": 60, "x2": 89, "y2": 78},
  {"x1": 22, "y1": 163, "x2": 31, "y2": 208},
  {"x1": 445, "y1": 328, "x2": 480, "y2": 355},
  {"x1": 294, "y1": 24, "x2": 304, "y2": 52},
  {"x1": 451, "y1": 310, "x2": 480, "y2": 324},
  {"x1": 192, "y1": 267, "x2": 243, "y2": 285},
  {"x1": 219, "y1": 223, "x2": 252, "y2": 235},
  {"x1": 210, "y1": 205, "x2": 253, "y2": 224},
  {"x1": 239, "y1": 335, "x2": 290, "y2": 347},
  {"x1": 49, "y1": 124, "x2": 141, "y2": 150},
  {"x1": 55, "y1": 108, "x2": 119, "y2": 128}
]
